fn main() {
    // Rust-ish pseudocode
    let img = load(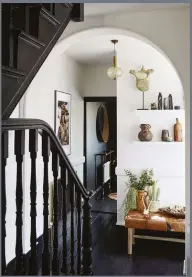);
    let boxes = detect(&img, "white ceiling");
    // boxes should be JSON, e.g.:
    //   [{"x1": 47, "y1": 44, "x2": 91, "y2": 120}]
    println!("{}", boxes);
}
[
  {"x1": 84, "y1": 3, "x2": 188, "y2": 16},
  {"x1": 65, "y1": 35, "x2": 162, "y2": 65},
  {"x1": 65, "y1": 3, "x2": 189, "y2": 65}
]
